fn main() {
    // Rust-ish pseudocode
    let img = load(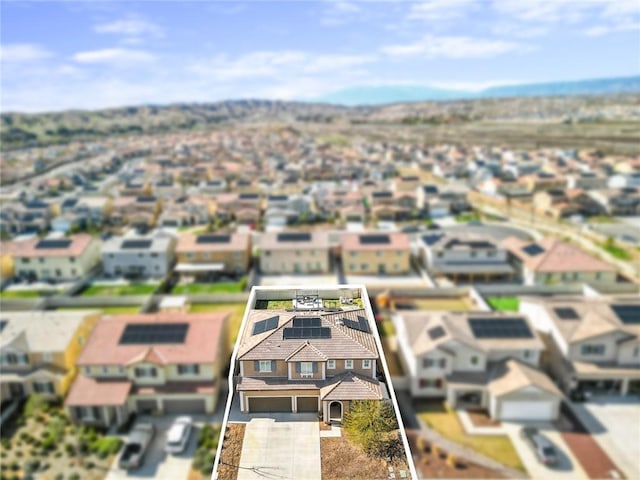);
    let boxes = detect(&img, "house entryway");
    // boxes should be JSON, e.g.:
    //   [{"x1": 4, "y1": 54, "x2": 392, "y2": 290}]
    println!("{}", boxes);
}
[{"x1": 329, "y1": 401, "x2": 342, "y2": 422}]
